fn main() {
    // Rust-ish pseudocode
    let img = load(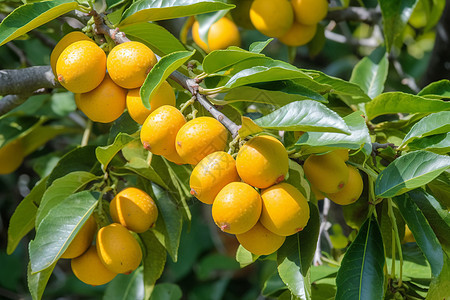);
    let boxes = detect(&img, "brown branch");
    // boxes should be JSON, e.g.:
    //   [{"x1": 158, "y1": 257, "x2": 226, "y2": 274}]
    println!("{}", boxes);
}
[
  {"x1": 326, "y1": 7, "x2": 382, "y2": 25},
  {"x1": 0, "y1": 66, "x2": 59, "y2": 95}
]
